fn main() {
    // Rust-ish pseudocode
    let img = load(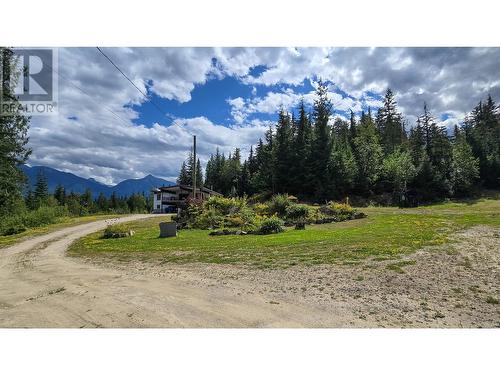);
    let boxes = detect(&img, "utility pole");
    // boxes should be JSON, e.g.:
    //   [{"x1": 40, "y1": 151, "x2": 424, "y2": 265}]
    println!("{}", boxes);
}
[{"x1": 192, "y1": 135, "x2": 197, "y2": 199}]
